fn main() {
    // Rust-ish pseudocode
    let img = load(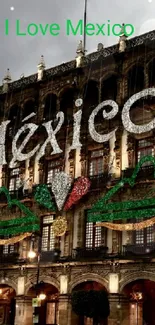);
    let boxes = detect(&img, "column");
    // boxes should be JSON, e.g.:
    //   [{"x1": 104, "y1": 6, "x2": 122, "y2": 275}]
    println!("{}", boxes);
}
[
  {"x1": 108, "y1": 294, "x2": 120, "y2": 325},
  {"x1": 58, "y1": 294, "x2": 69, "y2": 325},
  {"x1": 108, "y1": 294, "x2": 130, "y2": 325},
  {"x1": 15, "y1": 297, "x2": 32, "y2": 325}
]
